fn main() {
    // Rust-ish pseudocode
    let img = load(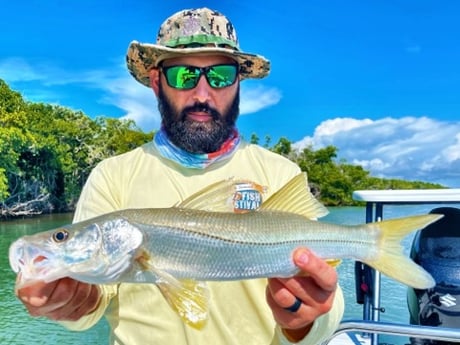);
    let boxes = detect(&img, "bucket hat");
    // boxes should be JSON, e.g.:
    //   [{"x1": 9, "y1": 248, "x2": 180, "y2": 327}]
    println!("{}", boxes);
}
[{"x1": 126, "y1": 7, "x2": 270, "y2": 87}]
